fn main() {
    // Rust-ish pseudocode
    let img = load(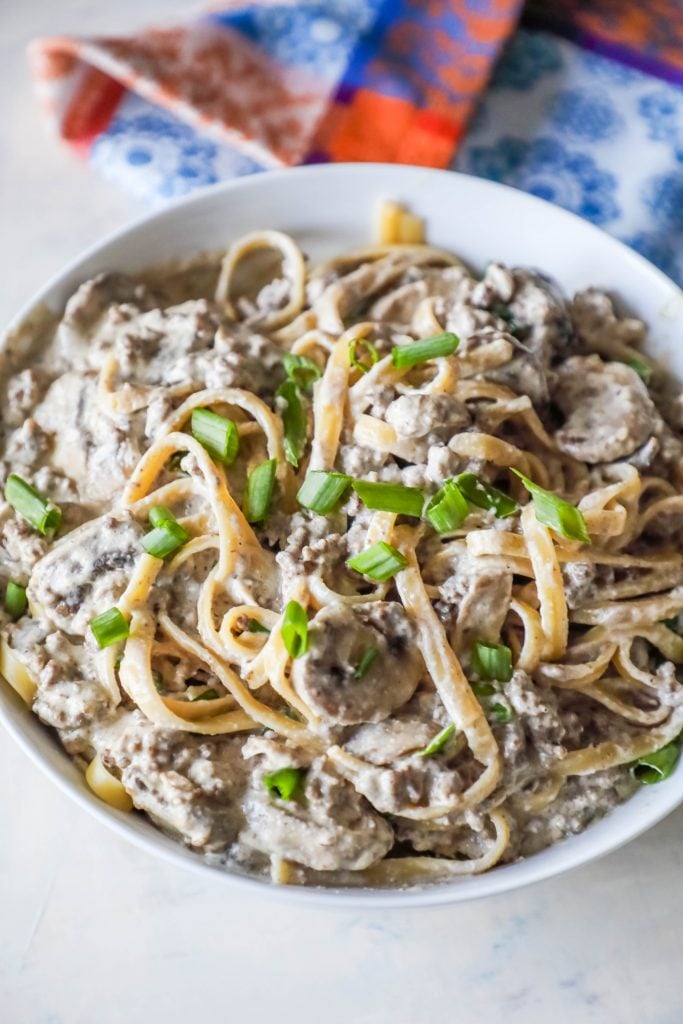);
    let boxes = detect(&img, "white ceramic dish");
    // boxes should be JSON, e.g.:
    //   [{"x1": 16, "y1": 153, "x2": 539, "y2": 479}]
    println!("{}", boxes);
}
[{"x1": 2, "y1": 164, "x2": 682, "y2": 907}]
